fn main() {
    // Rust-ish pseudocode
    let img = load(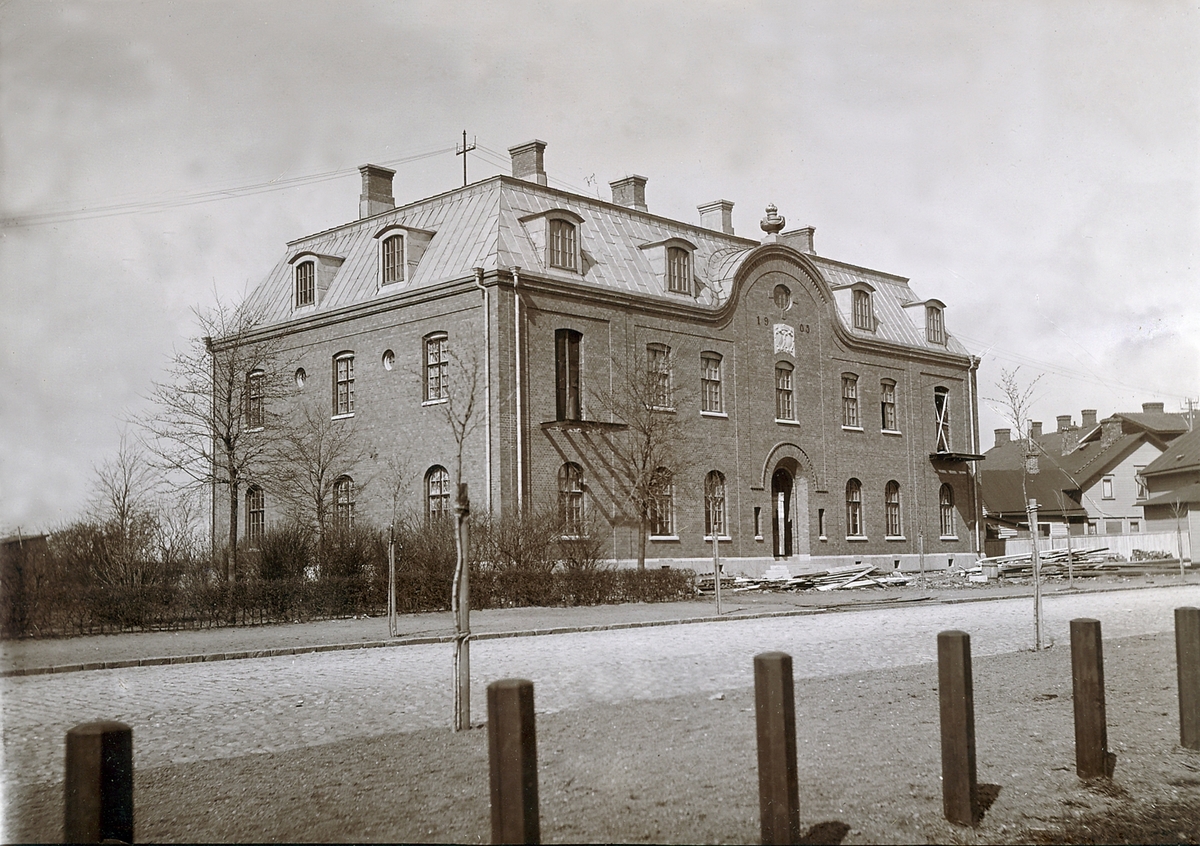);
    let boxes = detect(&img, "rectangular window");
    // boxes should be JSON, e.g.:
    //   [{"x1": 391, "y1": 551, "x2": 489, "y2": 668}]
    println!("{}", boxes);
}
[
  {"x1": 1105, "y1": 519, "x2": 1122, "y2": 535},
  {"x1": 1101, "y1": 476, "x2": 1114, "y2": 499},
  {"x1": 704, "y1": 472, "x2": 726, "y2": 538},
  {"x1": 648, "y1": 344, "x2": 672, "y2": 409},
  {"x1": 880, "y1": 380, "x2": 897, "y2": 431},
  {"x1": 549, "y1": 219, "x2": 577, "y2": 271},
  {"x1": 934, "y1": 388, "x2": 951, "y2": 452},
  {"x1": 295, "y1": 262, "x2": 315, "y2": 307},
  {"x1": 841, "y1": 375, "x2": 859, "y2": 428},
  {"x1": 818, "y1": 508, "x2": 826, "y2": 539},
  {"x1": 246, "y1": 487, "x2": 264, "y2": 545},
  {"x1": 425, "y1": 335, "x2": 449, "y2": 402},
  {"x1": 650, "y1": 484, "x2": 674, "y2": 536},
  {"x1": 245, "y1": 371, "x2": 264, "y2": 429},
  {"x1": 667, "y1": 247, "x2": 691, "y2": 294},
  {"x1": 334, "y1": 355, "x2": 355, "y2": 416},
  {"x1": 1135, "y1": 468, "x2": 1147, "y2": 499},
  {"x1": 701, "y1": 353, "x2": 723, "y2": 414},
  {"x1": 1130, "y1": 520, "x2": 1140, "y2": 533},
  {"x1": 775, "y1": 363, "x2": 794, "y2": 420},
  {"x1": 555, "y1": 329, "x2": 581, "y2": 420}
]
